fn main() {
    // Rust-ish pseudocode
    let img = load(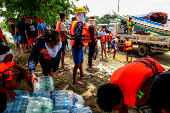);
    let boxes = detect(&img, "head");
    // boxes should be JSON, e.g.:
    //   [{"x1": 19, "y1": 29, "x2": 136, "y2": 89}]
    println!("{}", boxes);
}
[
  {"x1": 52, "y1": 23, "x2": 55, "y2": 26},
  {"x1": 125, "y1": 37, "x2": 129, "y2": 41},
  {"x1": 102, "y1": 26, "x2": 106, "y2": 31},
  {"x1": 72, "y1": 17, "x2": 76, "y2": 22},
  {"x1": 149, "y1": 71, "x2": 170, "y2": 113},
  {"x1": 88, "y1": 16, "x2": 96, "y2": 25},
  {"x1": 41, "y1": 29, "x2": 60, "y2": 49},
  {"x1": 75, "y1": 7, "x2": 87, "y2": 23},
  {"x1": 20, "y1": 17, "x2": 25, "y2": 22},
  {"x1": 27, "y1": 17, "x2": 32, "y2": 24},
  {"x1": 0, "y1": 45, "x2": 14, "y2": 63},
  {"x1": 60, "y1": 13, "x2": 66, "y2": 22},
  {"x1": 129, "y1": 17, "x2": 132, "y2": 21},
  {"x1": 38, "y1": 17, "x2": 42, "y2": 23},
  {"x1": 10, "y1": 20, "x2": 15, "y2": 25},
  {"x1": 97, "y1": 83, "x2": 123, "y2": 112}
]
